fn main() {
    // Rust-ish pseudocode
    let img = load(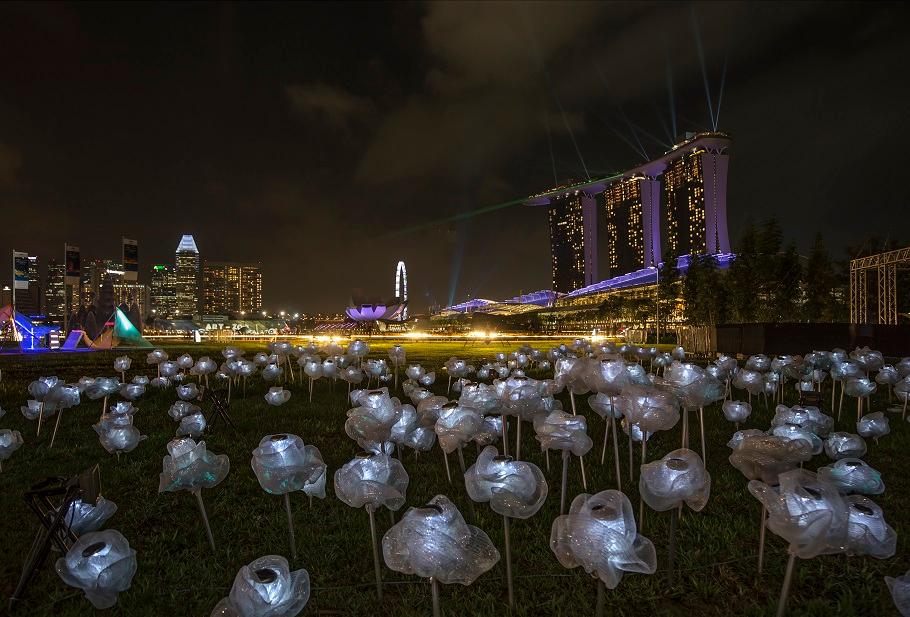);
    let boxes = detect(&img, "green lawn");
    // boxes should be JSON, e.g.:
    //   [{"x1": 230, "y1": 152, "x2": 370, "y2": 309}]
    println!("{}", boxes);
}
[{"x1": 0, "y1": 340, "x2": 907, "y2": 616}]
